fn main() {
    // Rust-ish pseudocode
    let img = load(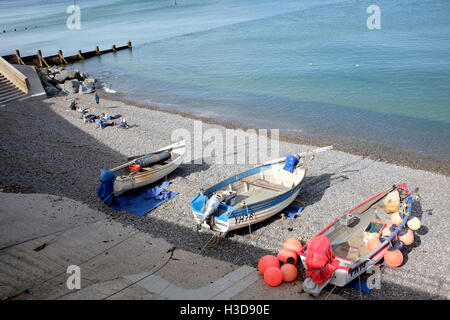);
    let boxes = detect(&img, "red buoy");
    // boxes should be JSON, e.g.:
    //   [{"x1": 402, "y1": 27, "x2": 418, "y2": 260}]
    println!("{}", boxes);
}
[
  {"x1": 283, "y1": 238, "x2": 303, "y2": 255},
  {"x1": 398, "y1": 229, "x2": 414, "y2": 246},
  {"x1": 264, "y1": 266, "x2": 283, "y2": 287},
  {"x1": 277, "y1": 249, "x2": 297, "y2": 265},
  {"x1": 258, "y1": 255, "x2": 280, "y2": 275},
  {"x1": 384, "y1": 246, "x2": 403, "y2": 268},
  {"x1": 280, "y1": 264, "x2": 298, "y2": 282}
]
